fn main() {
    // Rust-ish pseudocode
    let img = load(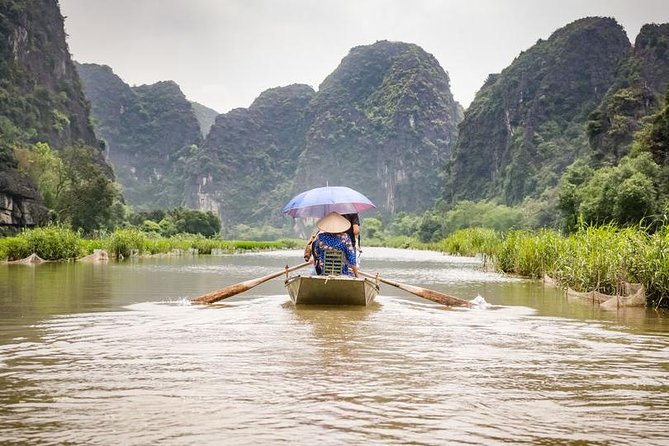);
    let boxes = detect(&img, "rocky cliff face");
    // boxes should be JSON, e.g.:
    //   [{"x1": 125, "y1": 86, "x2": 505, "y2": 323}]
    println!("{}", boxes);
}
[
  {"x1": 189, "y1": 84, "x2": 315, "y2": 227},
  {"x1": 77, "y1": 63, "x2": 202, "y2": 208},
  {"x1": 447, "y1": 17, "x2": 631, "y2": 204},
  {"x1": 0, "y1": 0, "x2": 106, "y2": 226},
  {"x1": 294, "y1": 41, "x2": 463, "y2": 215},
  {"x1": 588, "y1": 23, "x2": 669, "y2": 163},
  {"x1": 187, "y1": 41, "x2": 463, "y2": 229}
]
